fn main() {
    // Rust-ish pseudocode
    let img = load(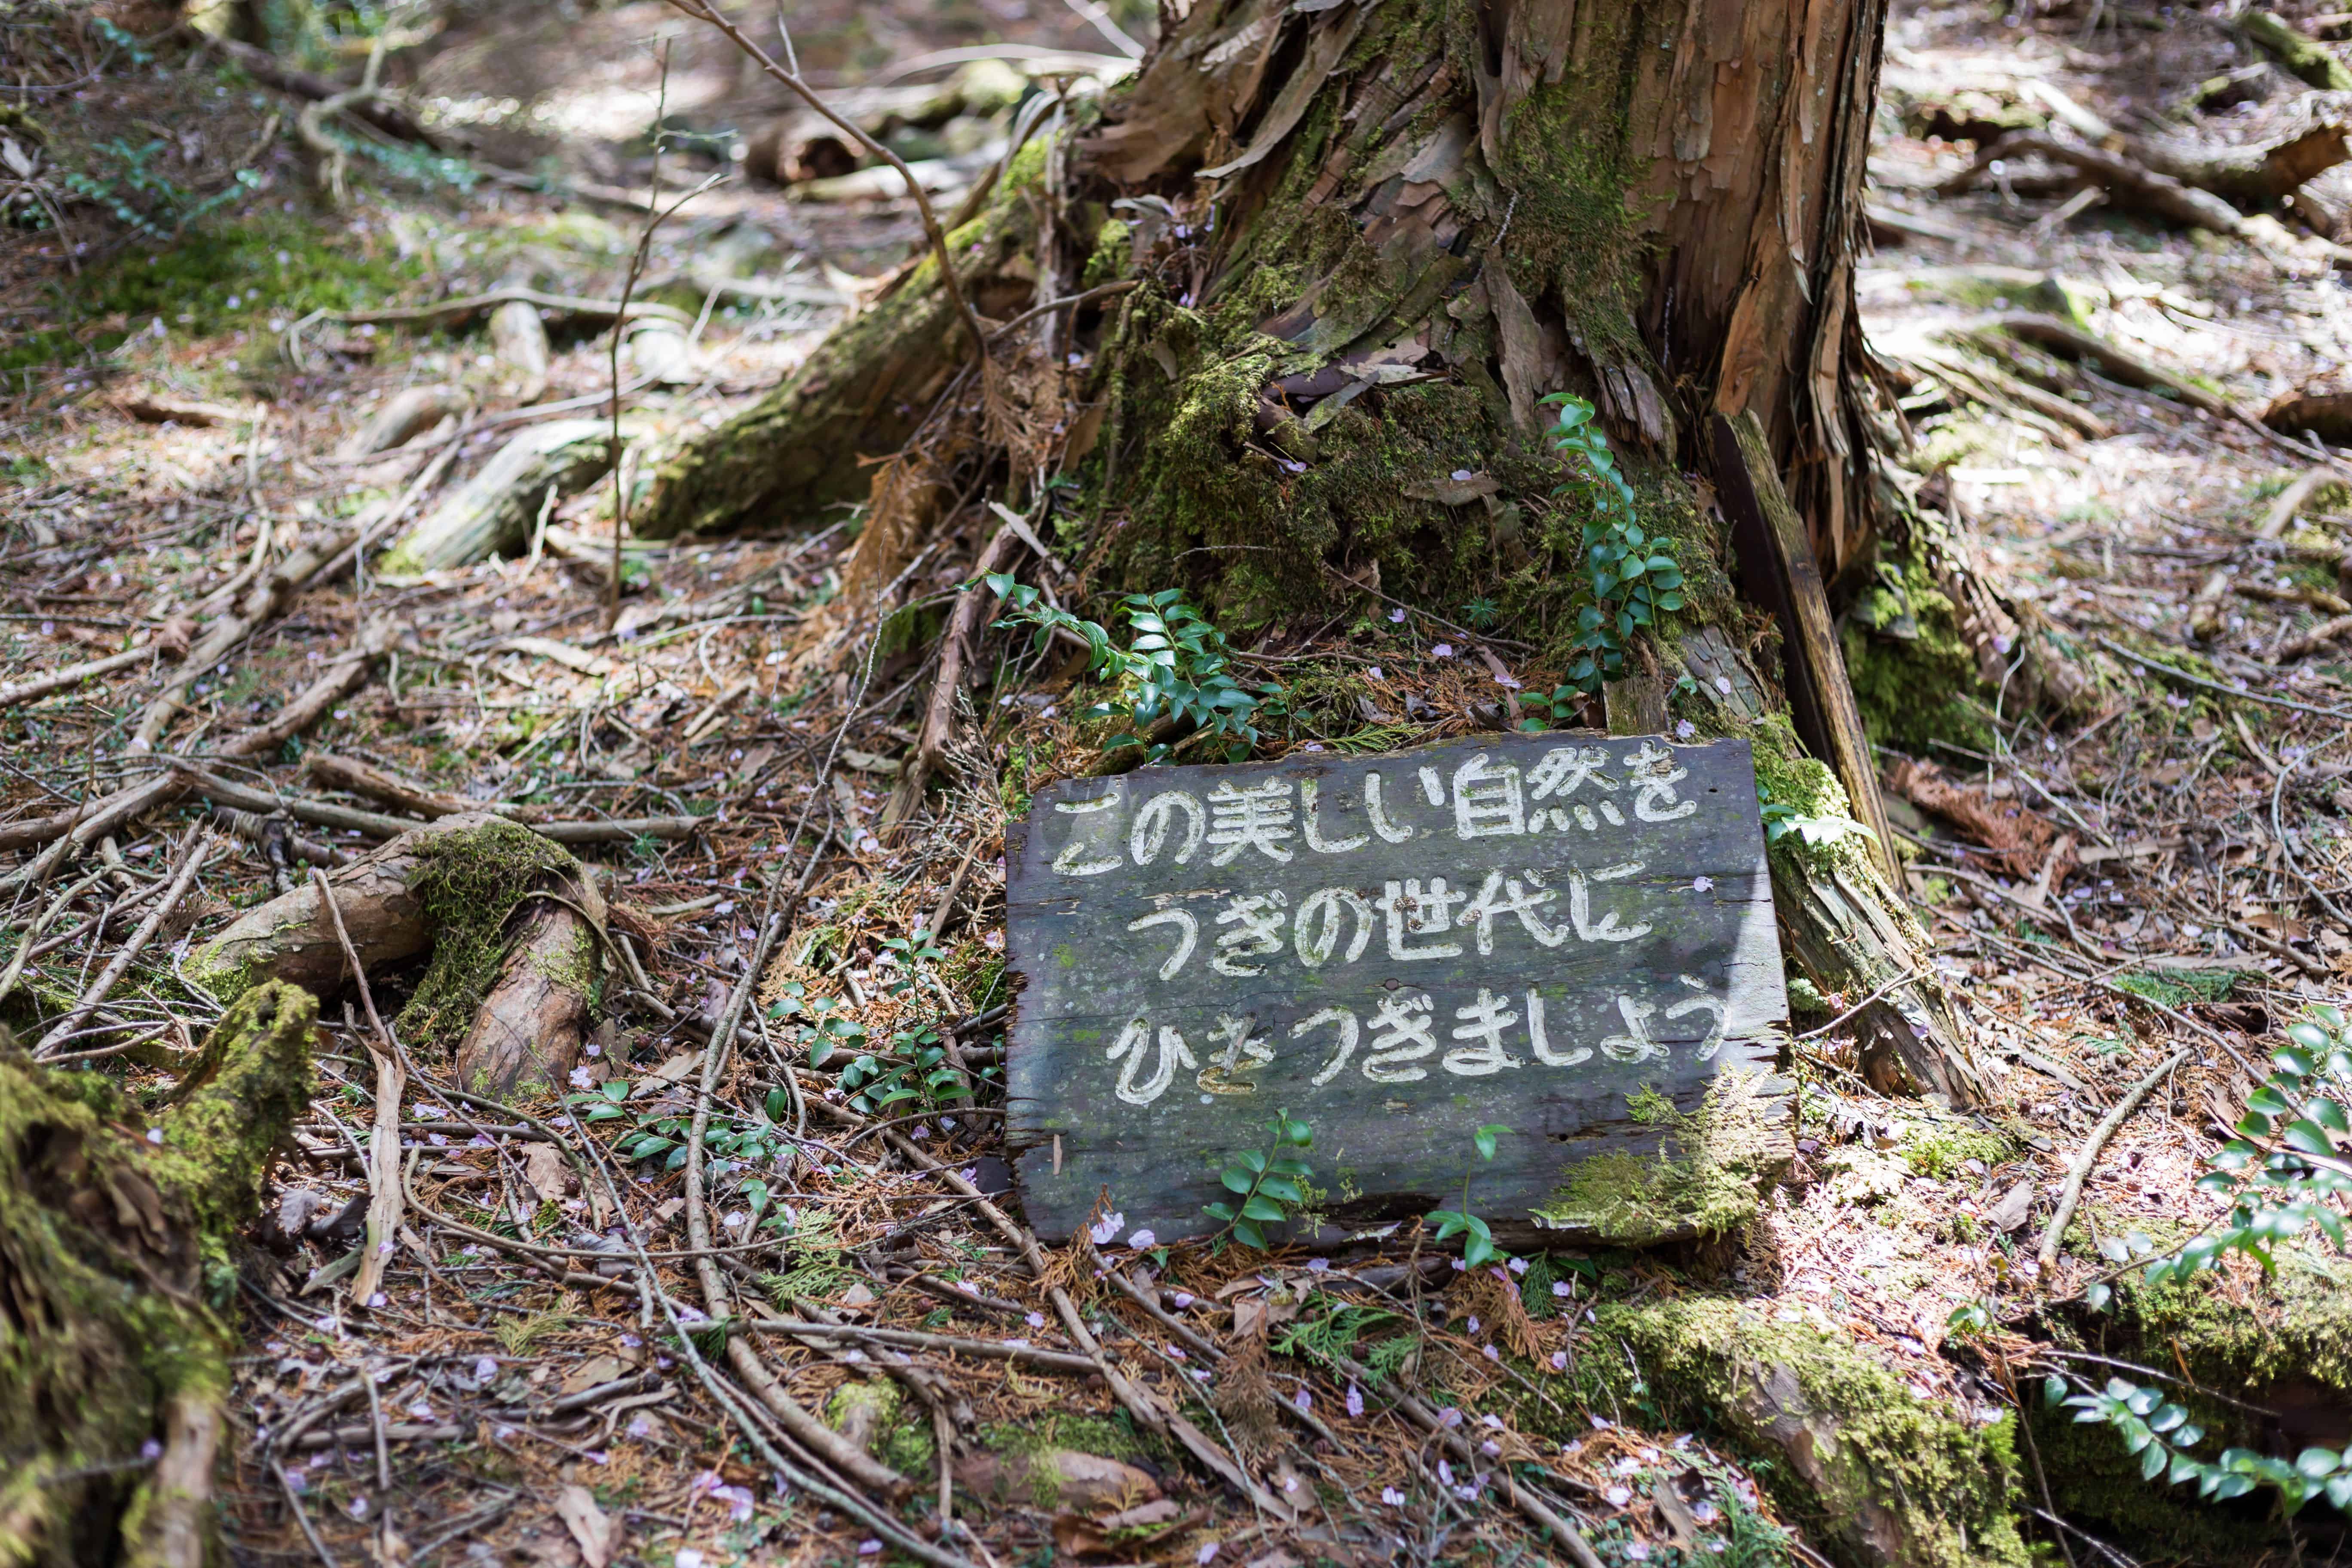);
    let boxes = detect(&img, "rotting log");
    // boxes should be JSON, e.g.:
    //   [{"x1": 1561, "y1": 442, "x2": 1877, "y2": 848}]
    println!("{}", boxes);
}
[
  {"x1": 379, "y1": 420, "x2": 618, "y2": 576},
  {"x1": 0, "y1": 981, "x2": 317, "y2": 1568},
  {"x1": 185, "y1": 814, "x2": 603, "y2": 1098},
  {"x1": 2241, "y1": 8, "x2": 2352, "y2": 90},
  {"x1": 336, "y1": 384, "x2": 464, "y2": 461}
]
